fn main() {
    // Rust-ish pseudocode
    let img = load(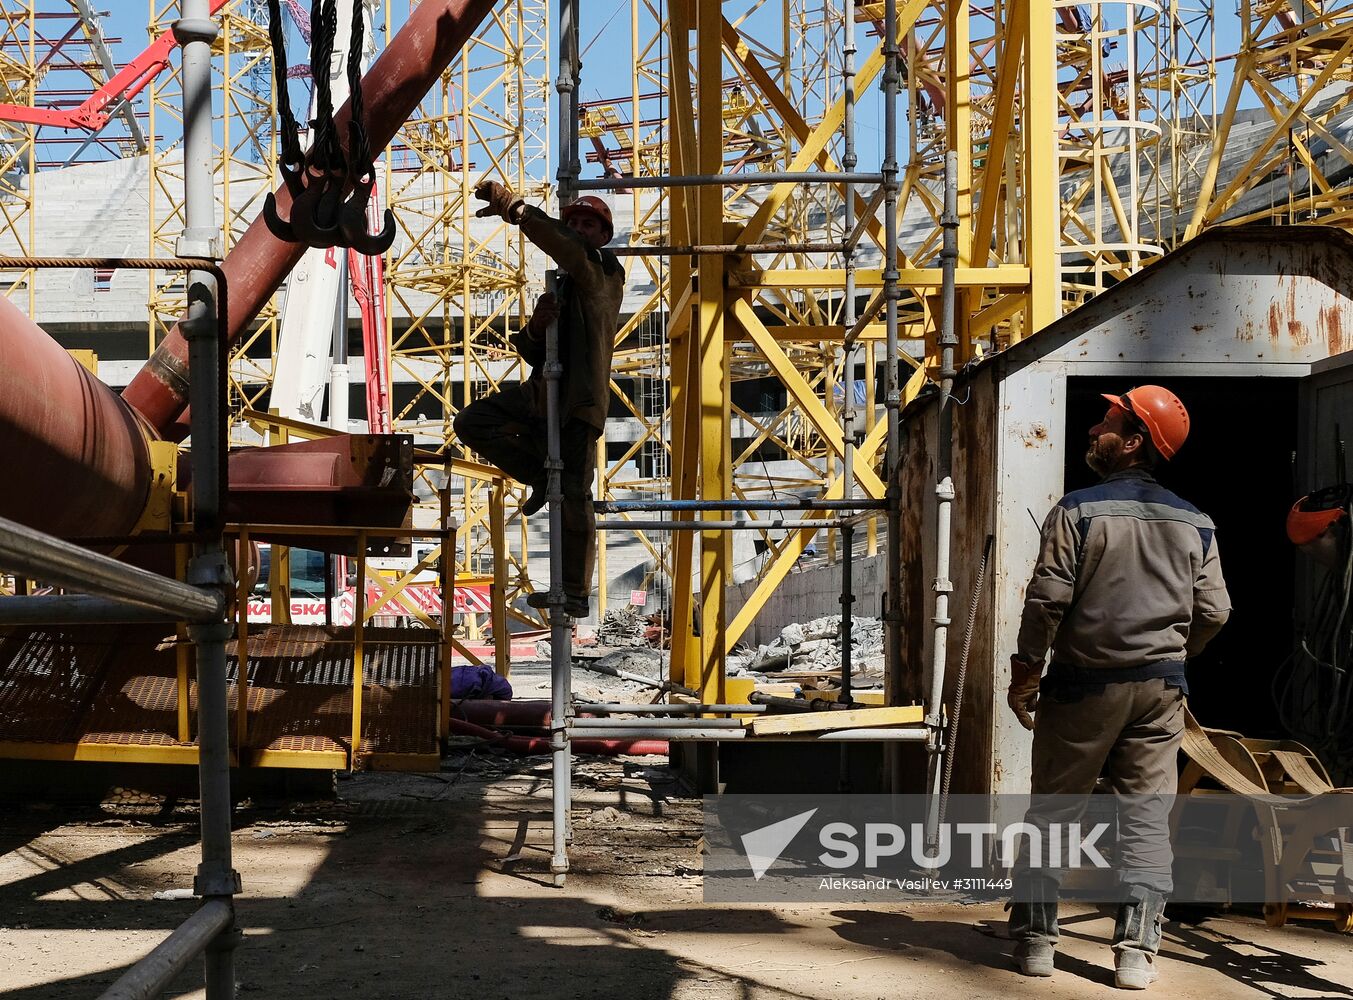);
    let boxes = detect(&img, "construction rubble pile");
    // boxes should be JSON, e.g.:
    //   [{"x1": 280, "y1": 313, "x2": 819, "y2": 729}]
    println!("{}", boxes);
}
[{"x1": 728, "y1": 615, "x2": 885, "y2": 677}]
